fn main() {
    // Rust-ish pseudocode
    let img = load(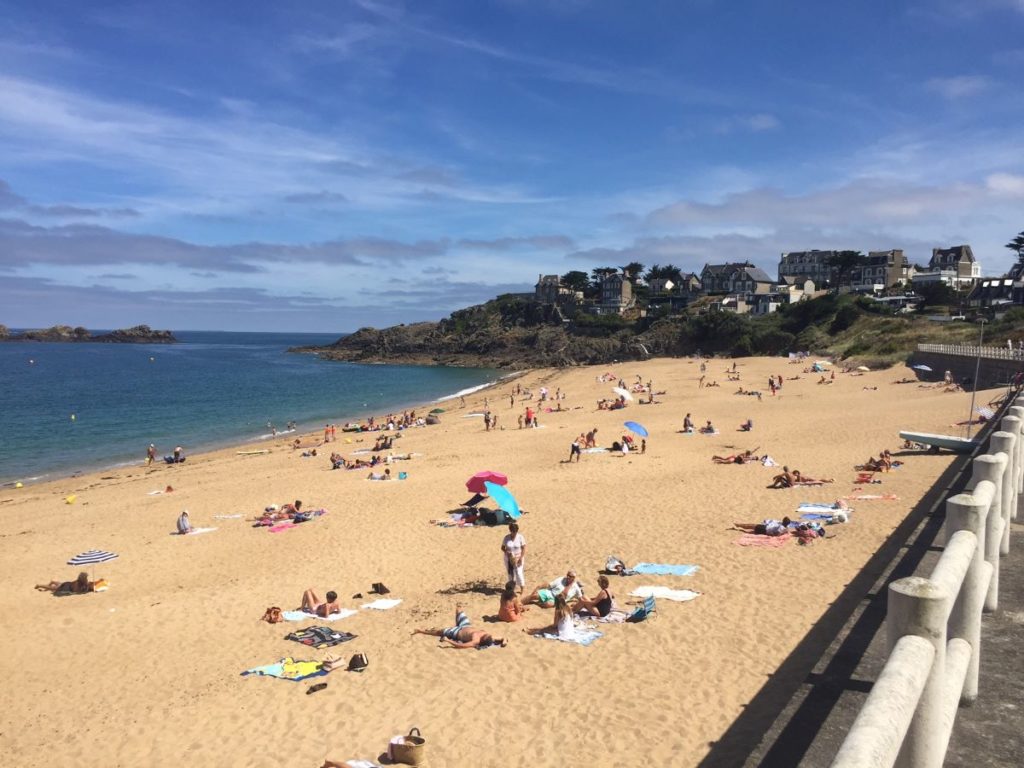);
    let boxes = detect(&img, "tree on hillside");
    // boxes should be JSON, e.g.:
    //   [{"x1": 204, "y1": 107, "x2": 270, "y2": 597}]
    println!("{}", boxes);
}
[
  {"x1": 826, "y1": 250, "x2": 867, "y2": 287},
  {"x1": 645, "y1": 263, "x2": 684, "y2": 284},
  {"x1": 560, "y1": 270, "x2": 590, "y2": 294},
  {"x1": 621, "y1": 261, "x2": 645, "y2": 282},
  {"x1": 1006, "y1": 231, "x2": 1024, "y2": 261},
  {"x1": 590, "y1": 267, "x2": 618, "y2": 294}
]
